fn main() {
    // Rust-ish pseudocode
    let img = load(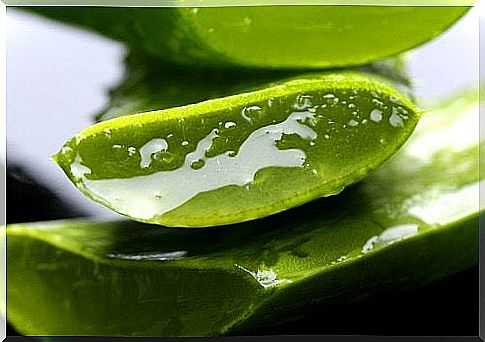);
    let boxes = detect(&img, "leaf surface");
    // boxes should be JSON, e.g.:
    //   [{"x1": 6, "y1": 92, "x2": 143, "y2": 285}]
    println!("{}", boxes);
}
[
  {"x1": 54, "y1": 72, "x2": 420, "y2": 227},
  {"x1": 28, "y1": 6, "x2": 470, "y2": 68},
  {"x1": 7, "y1": 88, "x2": 481, "y2": 336}
]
